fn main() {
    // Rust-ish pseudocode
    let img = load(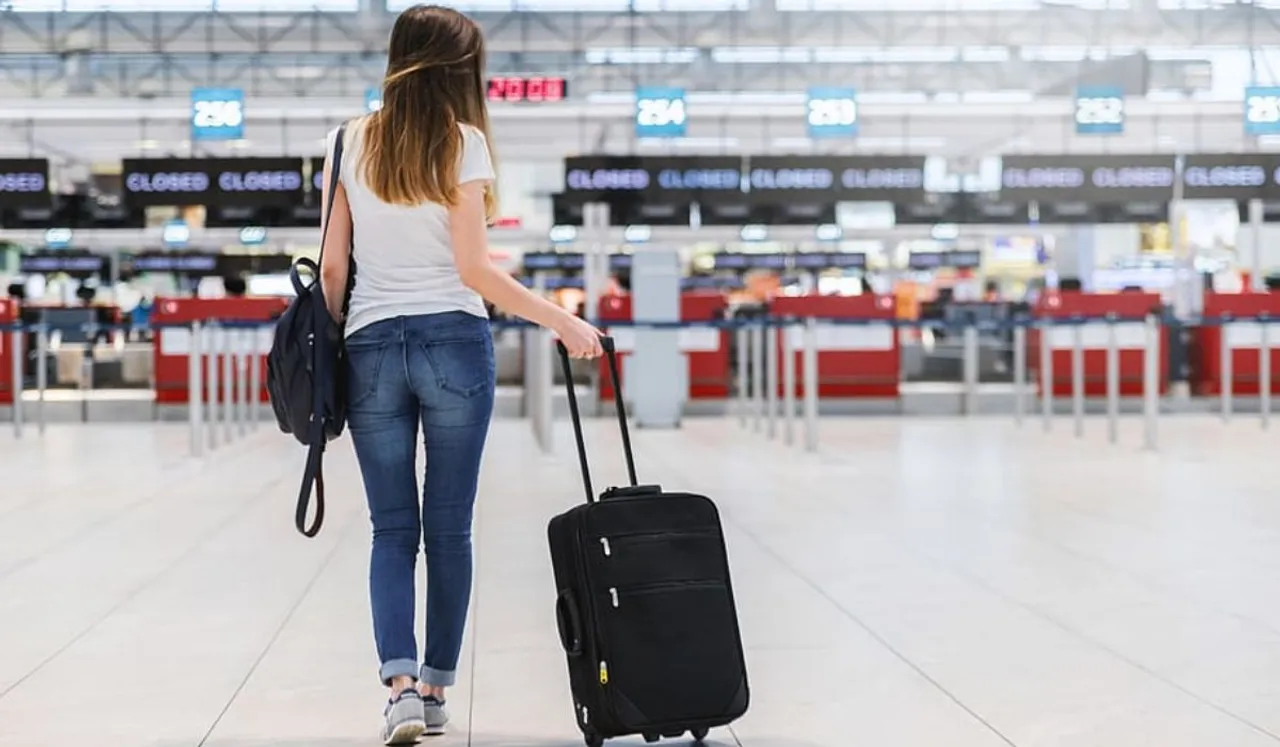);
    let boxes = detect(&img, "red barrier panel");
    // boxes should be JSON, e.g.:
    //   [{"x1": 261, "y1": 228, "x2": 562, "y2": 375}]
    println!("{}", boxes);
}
[
  {"x1": 151, "y1": 297, "x2": 288, "y2": 404},
  {"x1": 1194, "y1": 292, "x2": 1280, "y2": 396},
  {"x1": 770, "y1": 294, "x2": 899, "y2": 398},
  {"x1": 597, "y1": 292, "x2": 730, "y2": 401},
  {"x1": 0, "y1": 299, "x2": 17, "y2": 406},
  {"x1": 1029, "y1": 291, "x2": 1167, "y2": 397}
]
